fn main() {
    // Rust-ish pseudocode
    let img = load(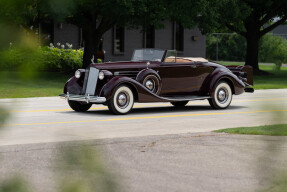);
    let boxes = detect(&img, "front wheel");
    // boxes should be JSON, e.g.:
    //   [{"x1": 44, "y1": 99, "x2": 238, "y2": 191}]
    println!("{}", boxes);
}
[
  {"x1": 108, "y1": 85, "x2": 134, "y2": 115},
  {"x1": 68, "y1": 100, "x2": 92, "y2": 112},
  {"x1": 209, "y1": 81, "x2": 232, "y2": 109}
]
